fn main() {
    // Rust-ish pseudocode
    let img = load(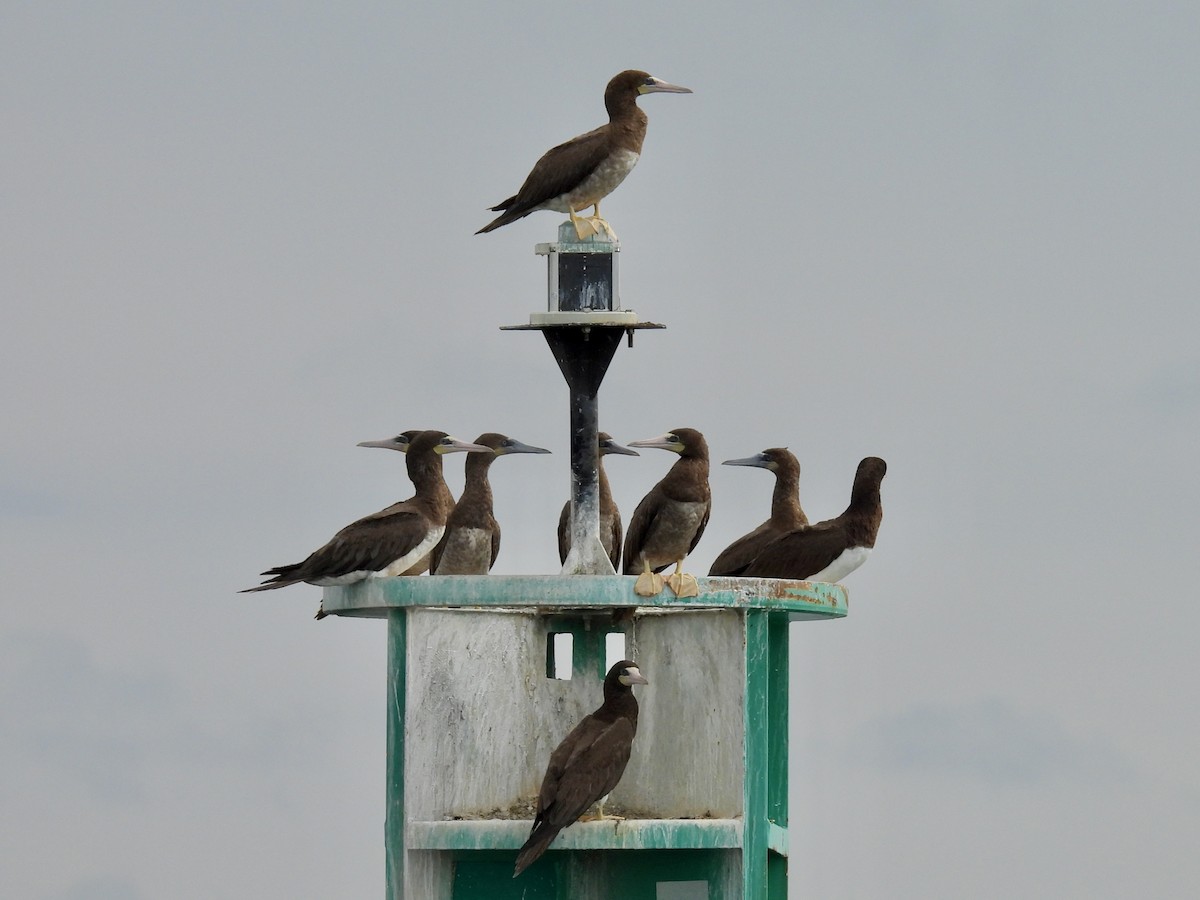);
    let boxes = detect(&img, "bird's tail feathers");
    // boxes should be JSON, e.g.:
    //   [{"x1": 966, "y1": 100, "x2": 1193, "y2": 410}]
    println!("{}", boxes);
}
[{"x1": 513, "y1": 822, "x2": 560, "y2": 878}]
